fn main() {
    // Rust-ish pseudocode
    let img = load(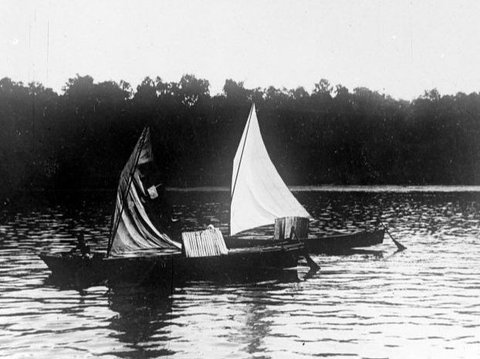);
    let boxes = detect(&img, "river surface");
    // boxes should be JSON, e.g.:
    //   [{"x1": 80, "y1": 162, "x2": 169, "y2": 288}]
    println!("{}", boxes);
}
[{"x1": 1, "y1": 189, "x2": 479, "y2": 358}]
